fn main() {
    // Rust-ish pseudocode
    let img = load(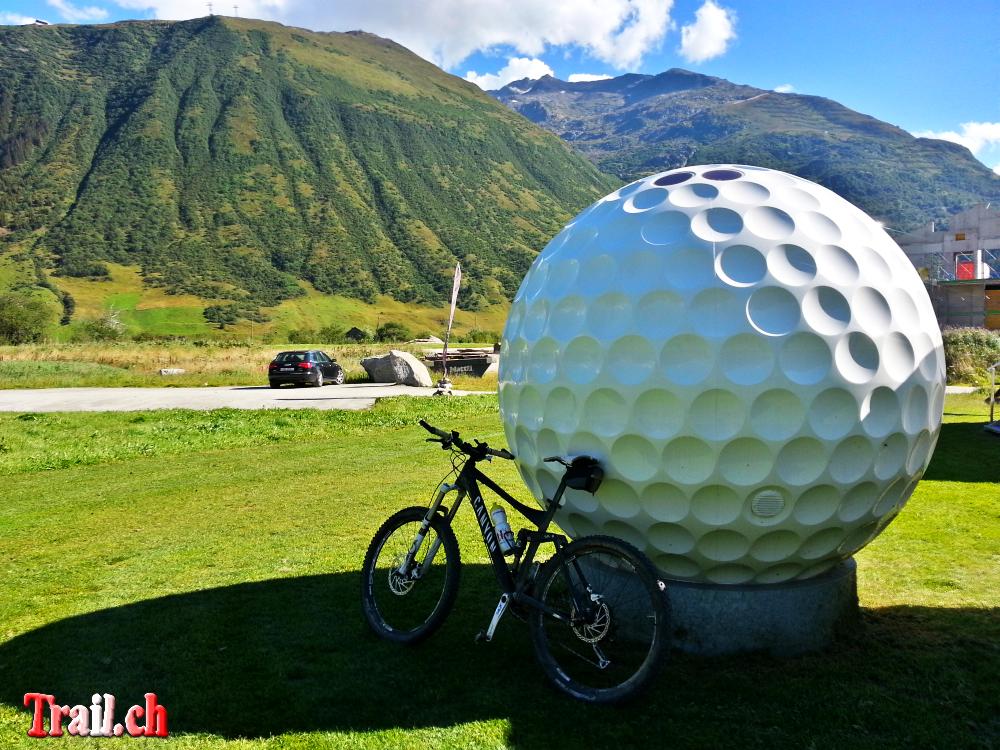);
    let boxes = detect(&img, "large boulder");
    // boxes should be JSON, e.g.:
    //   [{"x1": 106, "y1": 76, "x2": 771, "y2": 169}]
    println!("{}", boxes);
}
[{"x1": 361, "y1": 349, "x2": 433, "y2": 387}]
